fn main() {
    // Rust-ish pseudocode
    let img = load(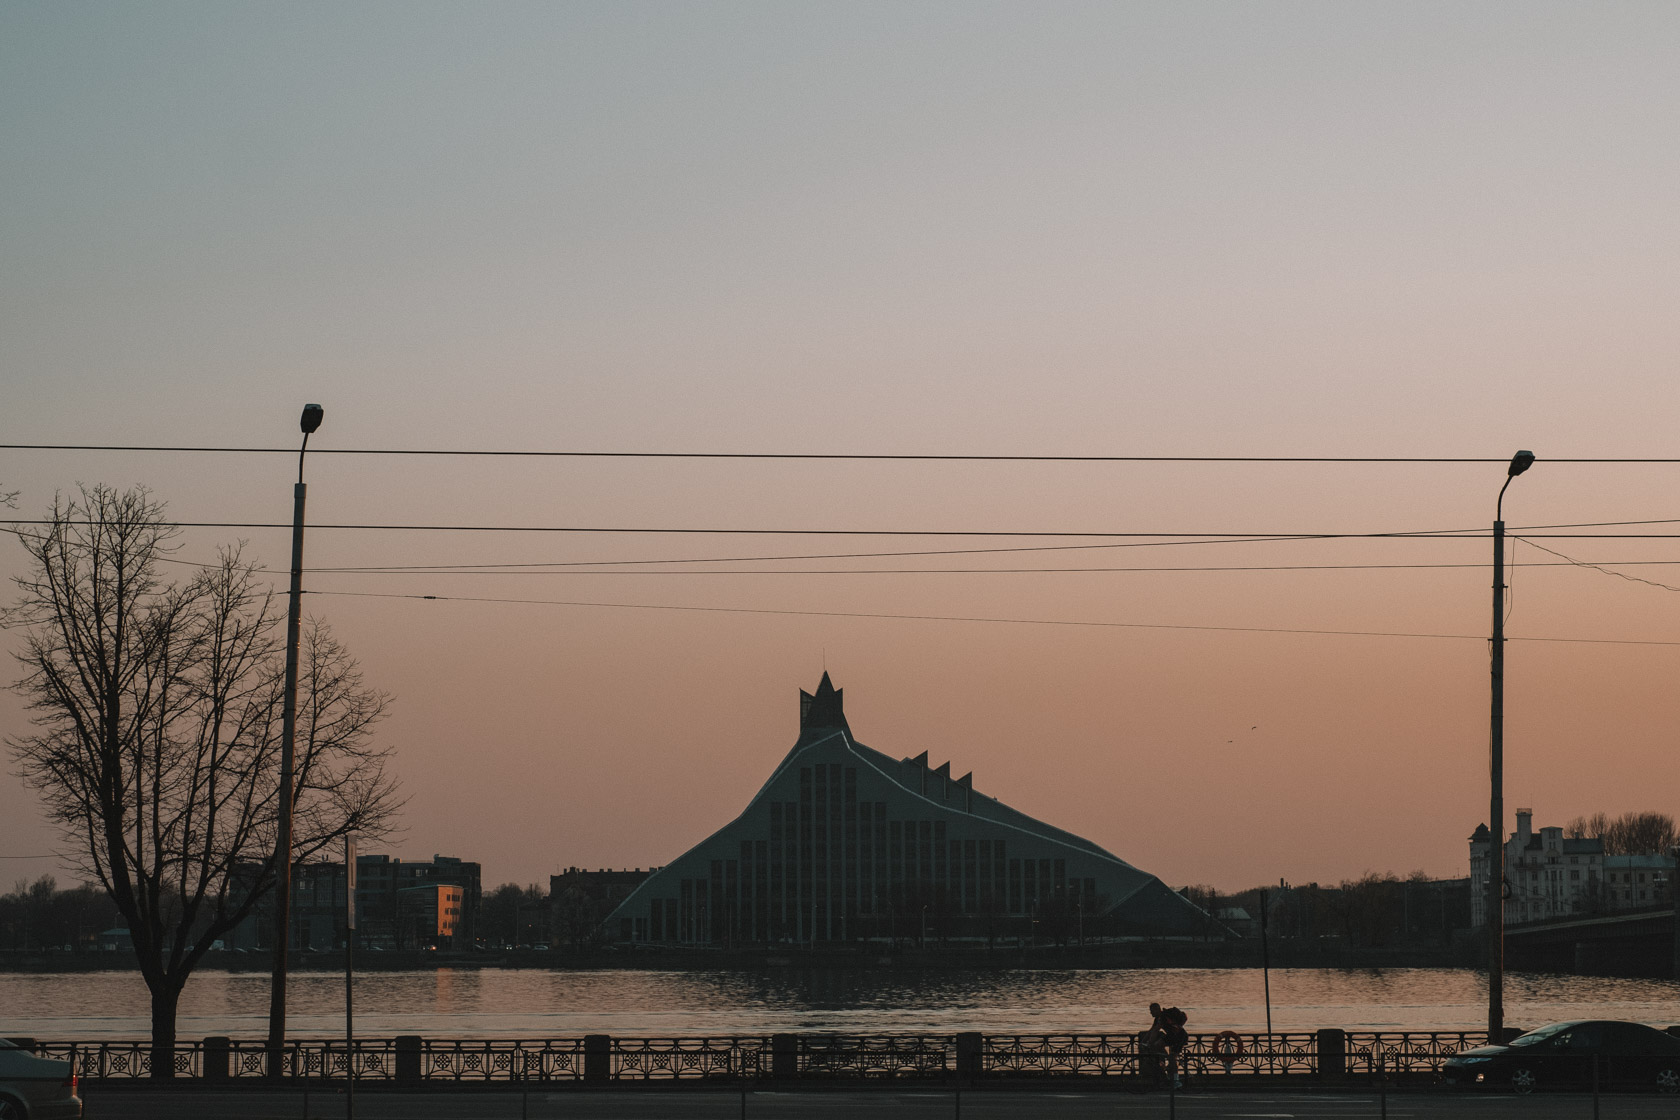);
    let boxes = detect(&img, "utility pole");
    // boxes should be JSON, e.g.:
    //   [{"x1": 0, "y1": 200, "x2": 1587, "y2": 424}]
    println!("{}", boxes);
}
[
  {"x1": 268, "y1": 404, "x2": 324, "y2": 1076},
  {"x1": 1488, "y1": 449, "x2": 1534, "y2": 1042},
  {"x1": 345, "y1": 835, "x2": 356, "y2": 1120}
]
